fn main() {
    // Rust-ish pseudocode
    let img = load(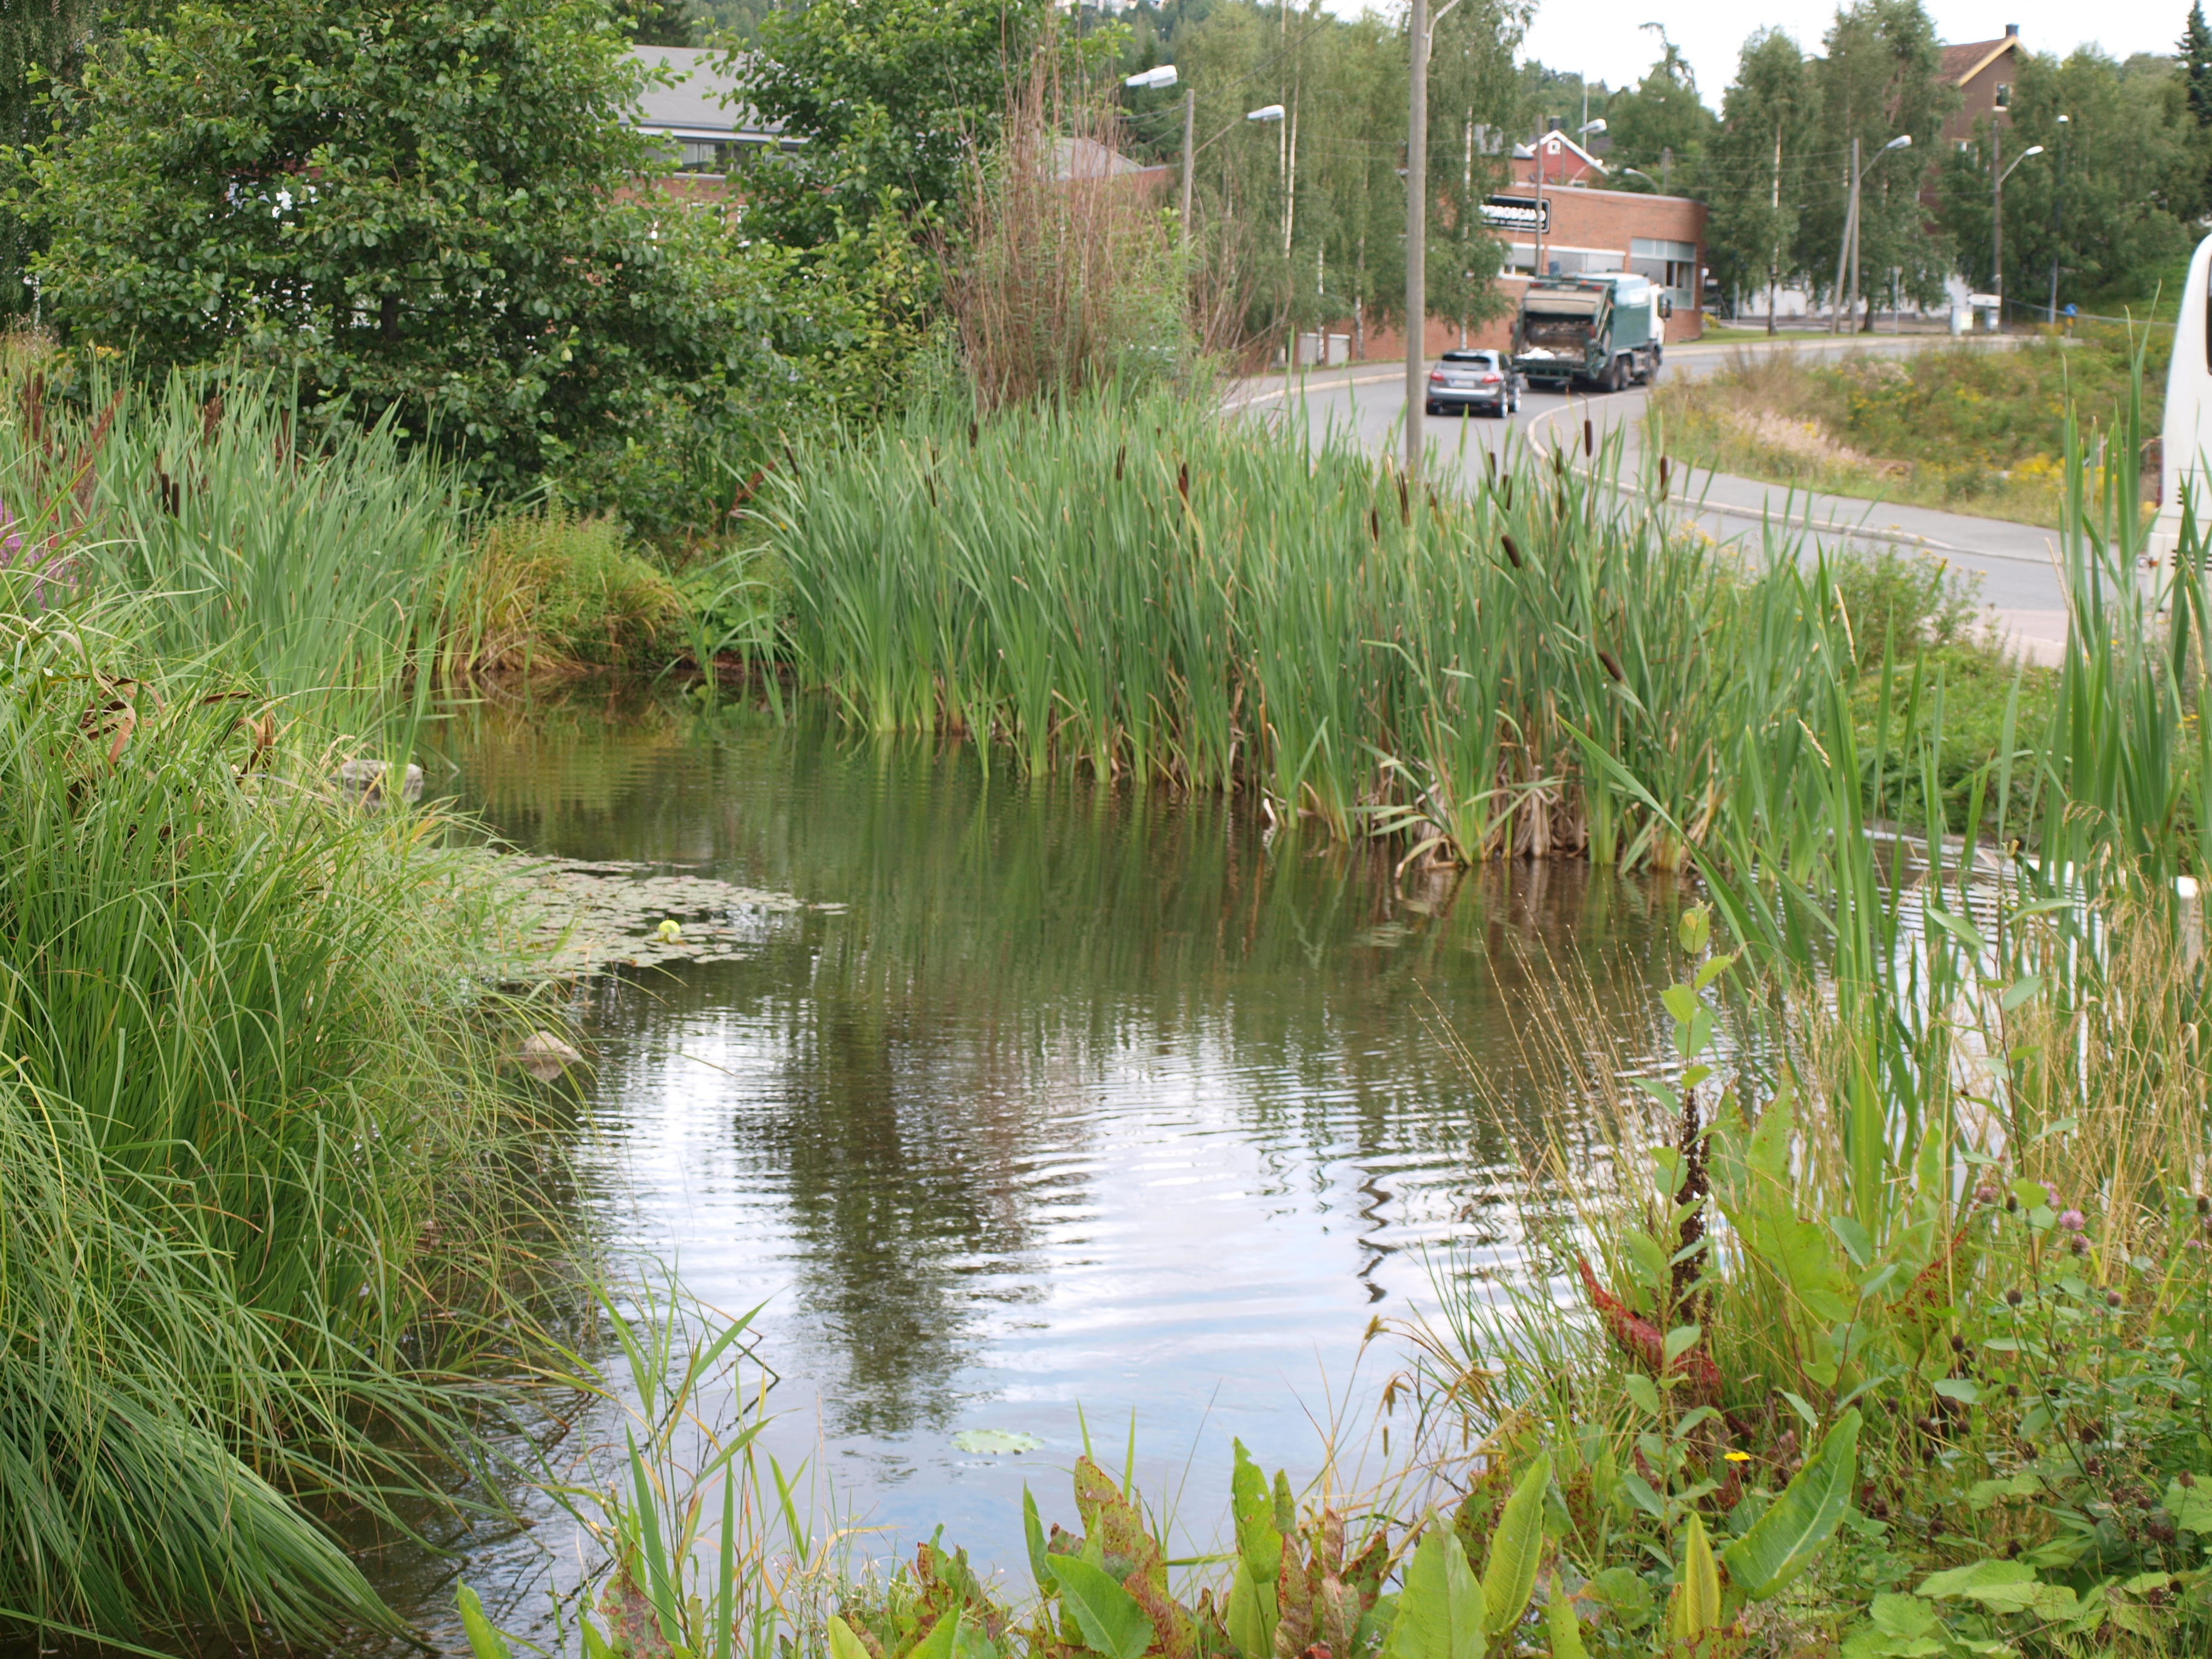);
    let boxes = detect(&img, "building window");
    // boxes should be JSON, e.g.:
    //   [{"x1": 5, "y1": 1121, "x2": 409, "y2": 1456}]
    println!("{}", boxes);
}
[
  {"x1": 1629, "y1": 237, "x2": 1698, "y2": 311},
  {"x1": 1994, "y1": 82, "x2": 2011, "y2": 108}
]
